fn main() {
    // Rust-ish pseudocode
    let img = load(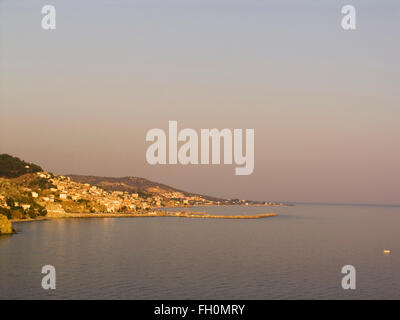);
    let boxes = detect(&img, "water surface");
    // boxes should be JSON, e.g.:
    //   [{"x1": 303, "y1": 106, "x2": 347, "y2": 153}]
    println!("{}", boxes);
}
[{"x1": 1, "y1": 204, "x2": 399, "y2": 299}]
